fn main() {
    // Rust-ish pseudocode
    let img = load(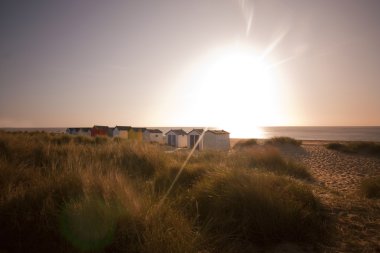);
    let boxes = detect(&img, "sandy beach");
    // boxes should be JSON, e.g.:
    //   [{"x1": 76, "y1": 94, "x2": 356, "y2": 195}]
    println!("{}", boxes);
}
[{"x1": 275, "y1": 141, "x2": 380, "y2": 252}]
